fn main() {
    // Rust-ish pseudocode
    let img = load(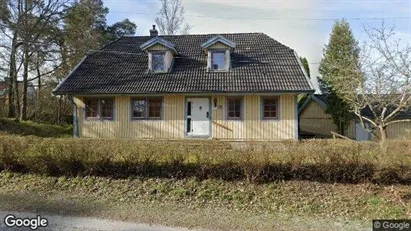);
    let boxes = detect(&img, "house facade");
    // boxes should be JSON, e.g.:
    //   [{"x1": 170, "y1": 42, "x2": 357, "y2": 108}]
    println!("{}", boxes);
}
[
  {"x1": 299, "y1": 94, "x2": 411, "y2": 140},
  {"x1": 54, "y1": 26, "x2": 314, "y2": 140}
]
